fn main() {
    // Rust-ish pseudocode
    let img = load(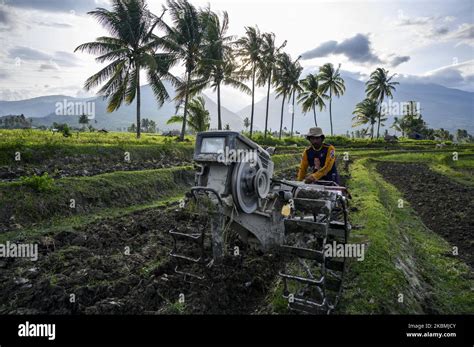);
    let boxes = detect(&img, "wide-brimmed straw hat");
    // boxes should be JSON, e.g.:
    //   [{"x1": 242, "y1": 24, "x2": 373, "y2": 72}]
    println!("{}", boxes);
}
[{"x1": 305, "y1": 127, "x2": 325, "y2": 138}]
